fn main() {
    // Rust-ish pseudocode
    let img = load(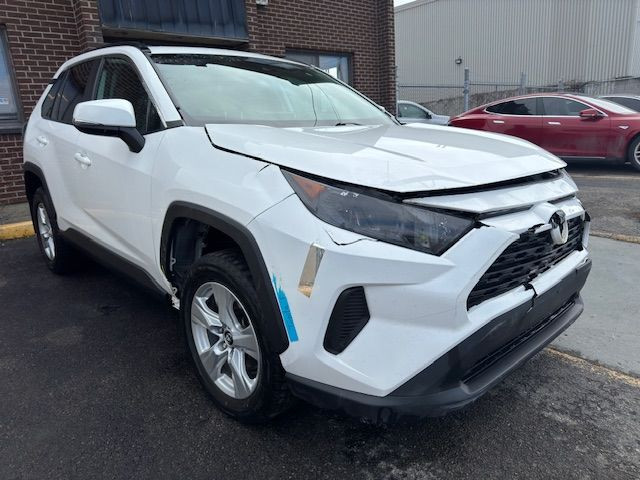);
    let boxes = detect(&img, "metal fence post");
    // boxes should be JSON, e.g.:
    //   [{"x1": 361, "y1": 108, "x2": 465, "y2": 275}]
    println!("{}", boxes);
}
[
  {"x1": 519, "y1": 72, "x2": 527, "y2": 95},
  {"x1": 463, "y1": 68, "x2": 470, "y2": 112}
]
